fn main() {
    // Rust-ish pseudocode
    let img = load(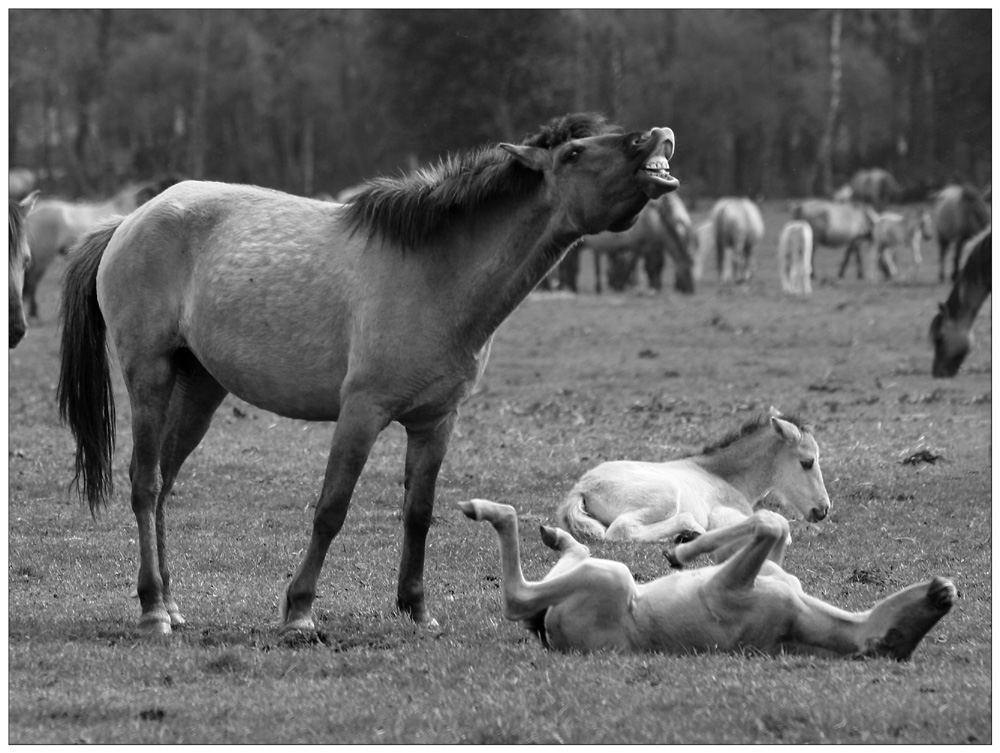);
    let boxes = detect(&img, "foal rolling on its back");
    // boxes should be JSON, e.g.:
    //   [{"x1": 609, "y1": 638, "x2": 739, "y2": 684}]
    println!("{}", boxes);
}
[
  {"x1": 462, "y1": 500, "x2": 955, "y2": 659},
  {"x1": 557, "y1": 410, "x2": 829, "y2": 565},
  {"x1": 58, "y1": 113, "x2": 680, "y2": 637}
]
